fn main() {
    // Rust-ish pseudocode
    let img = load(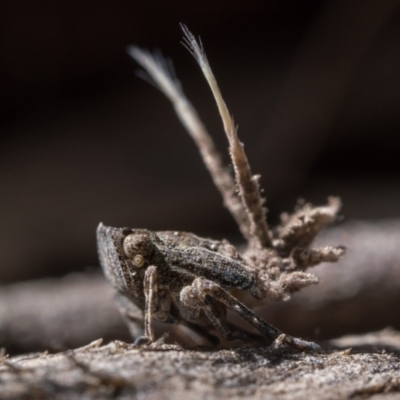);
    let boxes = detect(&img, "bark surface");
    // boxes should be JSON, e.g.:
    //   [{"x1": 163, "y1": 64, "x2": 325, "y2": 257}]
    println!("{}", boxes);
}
[{"x1": 1, "y1": 329, "x2": 400, "y2": 399}]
